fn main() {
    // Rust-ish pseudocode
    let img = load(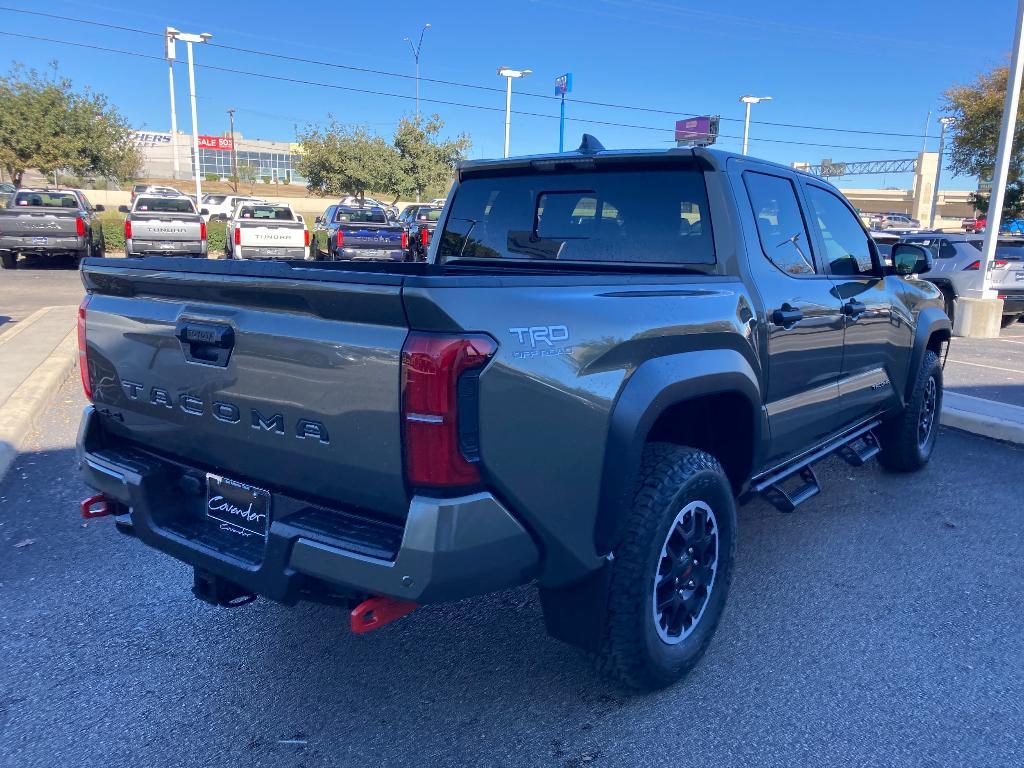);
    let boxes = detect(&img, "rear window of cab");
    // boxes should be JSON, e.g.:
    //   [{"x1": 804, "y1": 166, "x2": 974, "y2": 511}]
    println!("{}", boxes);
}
[
  {"x1": 14, "y1": 192, "x2": 79, "y2": 208},
  {"x1": 135, "y1": 197, "x2": 196, "y2": 214},
  {"x1": 438, "y1": 166, "x2": 714, "y2": 267}
]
